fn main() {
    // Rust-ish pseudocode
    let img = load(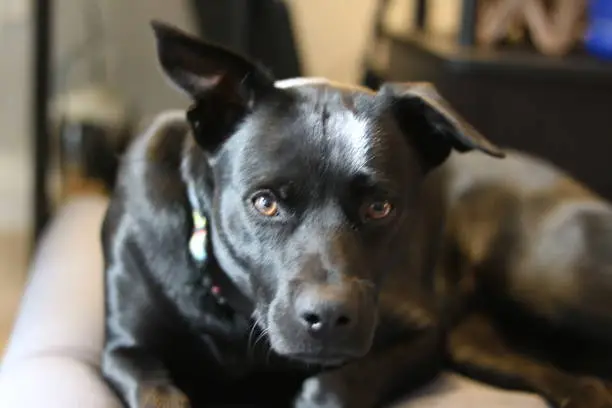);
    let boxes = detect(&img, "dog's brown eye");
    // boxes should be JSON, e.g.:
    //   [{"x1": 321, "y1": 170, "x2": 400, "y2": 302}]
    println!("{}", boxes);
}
[
  {"x1": 252, "y1": 192, "x2": 279, "y2": 217},
  {"x1": 364, "y1": 200, "x2": 393, "y2": 221}
]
